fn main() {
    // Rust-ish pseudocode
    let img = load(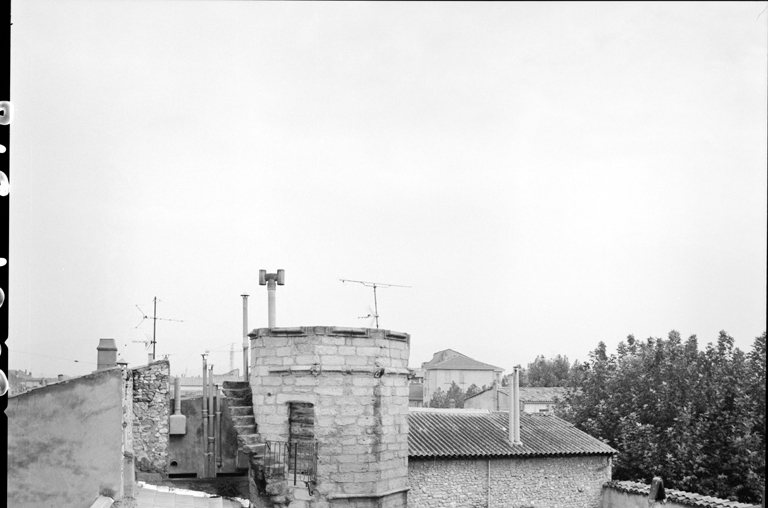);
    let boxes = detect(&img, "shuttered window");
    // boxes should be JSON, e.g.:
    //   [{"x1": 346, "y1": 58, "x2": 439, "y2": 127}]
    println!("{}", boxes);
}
[{"x1": 289, "y1": 402, "x2": 315, "y2": 442}]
